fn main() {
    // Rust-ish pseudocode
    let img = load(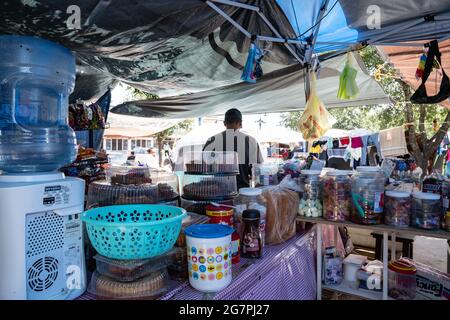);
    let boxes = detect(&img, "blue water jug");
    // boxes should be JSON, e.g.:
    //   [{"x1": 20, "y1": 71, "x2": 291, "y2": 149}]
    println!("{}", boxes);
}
[{"x1": 0, "y1": 36, "x2": 77, "y2": 173}]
